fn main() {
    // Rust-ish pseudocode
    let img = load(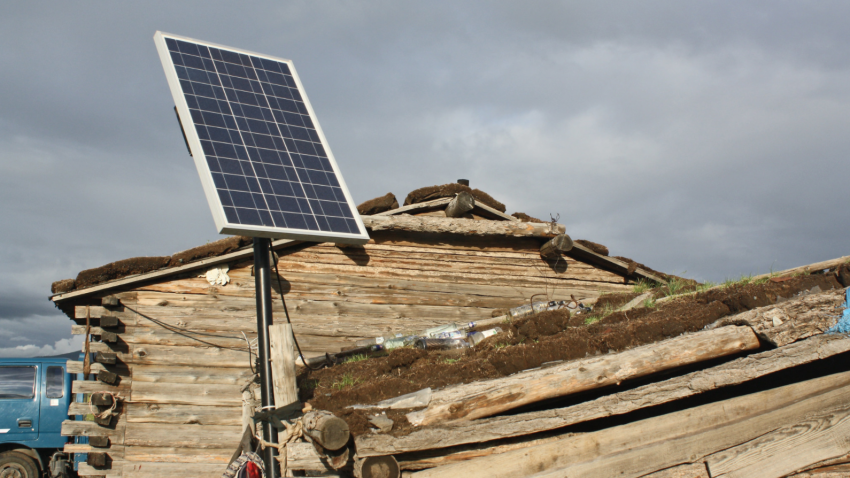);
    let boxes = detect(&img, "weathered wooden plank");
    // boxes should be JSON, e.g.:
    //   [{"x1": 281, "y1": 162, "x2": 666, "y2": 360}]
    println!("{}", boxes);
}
[
  {"x1": 64, "y1": 444, "x2": 126, "y2": 458},
  {"x1": 125, "y1": 403, "x2": 241, "y2": 426},
  {"x1": 61, "y1": 419, "x2": 126, "y2": 442},
  {"x1": 567, "y1": 242, "x2": 664, "y2": 283},
  {"x1": 407, "y1": 325, "x2": 760, "y2": 426},
  {"x1": 67, "y1": 360, "x2": 107, "y2": 374},
  {"x1": 415, "y1": 371, "x2": 850, "y2": 478},
  {"x1": 130, "y1": 381, "x2": 242, "y2": 406},
  {"x1": 398, "y1": 435, "x2": 564, "y2": 471},
  {"x1": 360, "y1": 215, "x2": 565, "y2": 237},
  {"x1": 123, "y1": 423, "x2": 241, "y2": 449},
  {"x1": 357, "y1": 334, "x2": 850, "y2": 456},
  {"x1": 704, "y1": 403, "x2": 850, "y2": 478},
  {"x1": 130, "y1": 364, "x2": 254, "y2": 385},
  {"x1": 122, "y1": 293, "x2": 499, "y2": 321},
  {"x1": 285, "y1": 441, "x2": 341, "y2": 471},
  {"x1": 122, "y1": 462, "x2": 225, "y2": 478},
  {"x1": 376, "y1": 197, "x2": 452, "y2": 216},
  {"x1": 77, "y1": 462, "x2": 123, "y2": 477},
  {"x1": 707, "y1": 288, "x2": 846, "y2": 346},
  {"x1": 269, "y1": 323, "x2": 298, "y2": 407},
  {"x1": 787, "y1": 464, "x2": 850, "y2": 477},
  {"x1": 73, "y1": 380, "x2": 131, "y2": 395},
  {"x1": 641, "y1": 463, "x2": 710, "y2": 478},
  {"x1": 123, "y1": 446, "x2": 233, "y2": 464},
  {"x1": 751, "y1": 255, "x2": 850, "y2": 281}
]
